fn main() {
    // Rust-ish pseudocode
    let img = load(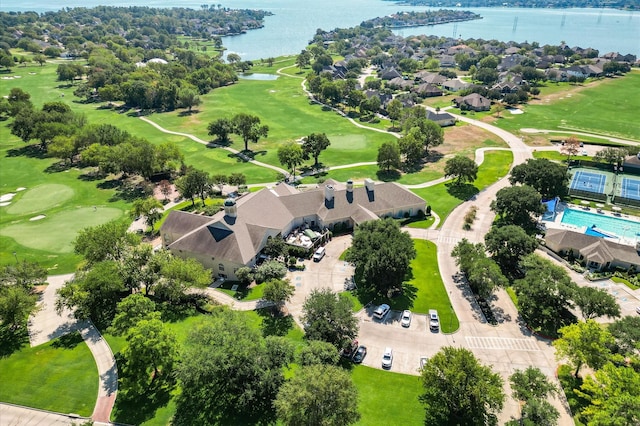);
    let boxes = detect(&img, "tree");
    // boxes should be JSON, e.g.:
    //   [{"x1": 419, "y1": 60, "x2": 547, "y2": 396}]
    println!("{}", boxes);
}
[
  {"x1": 514, "y1": 254, "x2": 577, "y2": 334},
  {"x1": 402, "y1": 111, "x2": 444, "y2": 156},
  {"x1": 484, "y1": 225, "x2": 538, "y2": 278},
  {"x1": 108, "y1": 293, "x2": 159, "y2": 336},
  {"x1": 130, "y1": 197, "x2": 163, "y2": 229},
  {"x1": 560, "y1": 136, "x2": 580, "y2": 164},
  {"x1": 420, "y1": 347, "x2": 505, "y2": 426},
  {"x1": 295, "y1": 50, "x2": 312, "y2": 71},
  {"x1": 228, "y1": 172, "x2": 246, "y2": 186},
  {"x1": 207, "y1": 118, "x2": 233, "y2": 143},
  {"x1": 398, "y1": 131, "x2": 424, "y2": 167},
  {"x1": 74, "y1": 220, "x2": 140, "y2": 265},
  {"x1": 509, "y1": 158, "x2": 570, "y2": 200},
  {"x1": 56, "y1": 261, "x2": 126, "y2": 327},
  {"x1": 554, "y1": 320, "x2": 614, "y2": 377},
  {"x1": 386, "y1": 98, "x2": 403, "y2": 128},
  {"x1": 226, "y1": 52, "x2": 241, "y2": 65},
  {"x1": 491, "y1": 185, "x2": 545, "y2": 230},
  {"x1": 510, "y1": 367, "x2": 557, "y2": 403},
  {"x1": 0, "y1": 260, "x2": 47, "y2": 290},
  {"x1": 174, "y1": 309, "x2": 292, "y2": 424},
  {"x1": 48, "y1": 135, "x2": 77, "y2": 164},
  {"x1": 253, "y1": 260, "x2": 287, "y2": 284},
  {"x1": 573, "y1": 286, "x2": 620, "y2": 320},
  {"x1": 377, "y1": 141, "x2": 401, "y2": 172},
  {"x1": 296, "y1": 340, "x2": 340, "y2": 366},
  {"x1": 451, "y1": 239, "x2": 487, "y2": 274},
  {"x1": 176, "y1": 167, "x2": 210, "y2": 206},
  {"x1": 277, "y1": 141, "x2": 304, "y2": 179},
  {"x1": 578, "y1": 361, "x2": 640, "y2": 425},
  {"x1": 514, "y1": 399, "x2": 560, "y2": 426},
  {"x1": 158, "y1": 180, "x2": 173, "y2": 202},
  {"x1": 594, "y1": 147, "x2": 628, "y2": 167},
  {"x1": 263, "y1": 236, "x2": 287, "y2": 258},
  {"x1": 262, "y1": 279, "x2": 295, "y2": 313},
  {"x1": 347, "y1": 218, "x2": 416, "y2": 296},
  {"x1": 0, "y1": 286, "x2": 38, "y2": 330},
  {"x1": 231, "y1": 113, "x2": 269, "y2": 151},
  {"x1": 178, "y1": 87, "x2": 201, "y2": 112},
  {"x1": 302, "y1": 288, "x2": 358, "y2": 349},
  {"x1": 275, "y1": 364, "x2": 360, "y2": 426},
  {"x1": 154, "y1": 256, "x2": 211, "y2": 303},
  {"x1": 467, "y1": 257, "x2": 508, "y2": 299},
  {"x1": 444, "y1": 155, "x2": 478, "y2": 185},
  {"x1": 120, "y1": 318, "x2": 178, "y2": 393},
  {"x1": 34, "y1": 54, "x2": 46, "y2": 66},
  {"x1": 301, "y1": 133, "x2": 331, "y2": 167},
  {"x1": 608, "y1": 316, "x2": 640, "y2": 356}
]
